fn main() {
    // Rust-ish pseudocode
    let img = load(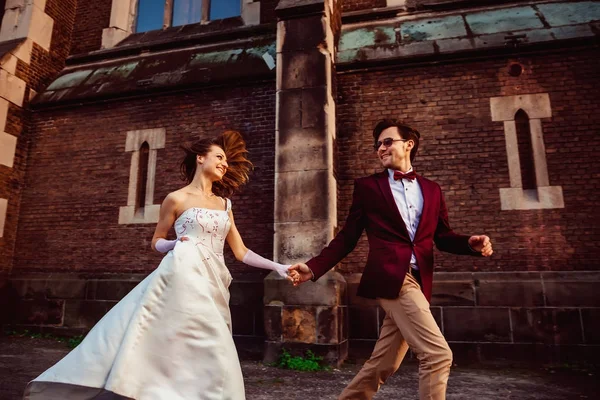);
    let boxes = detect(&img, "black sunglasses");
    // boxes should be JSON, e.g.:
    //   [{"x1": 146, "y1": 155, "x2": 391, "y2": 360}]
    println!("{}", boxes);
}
[{"x1": 374, "y1": 138, "x2": 408, "y2": 151}]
